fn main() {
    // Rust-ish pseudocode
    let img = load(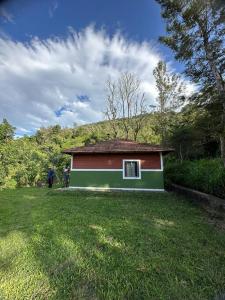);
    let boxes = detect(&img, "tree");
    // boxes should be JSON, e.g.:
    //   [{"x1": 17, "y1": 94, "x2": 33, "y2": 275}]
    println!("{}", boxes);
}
[
  {"x1": 168, "y1": 102, "x2": 220, "y2": 160},
  {"x1": 104, "y1": 79, "x2": 119, "y2": 138},
  {"x1": 52, "y1": 124, "x2": 61, "y2": 134},
  {"x1": 153, "y1": 60, "x2": 185, "y2": 144},
  {"x1": 156, "y1": 0, "x2": 225, "y2": 163},
  {"x1": 104, "y1": 72, "x2": 148, "y2": 140},
  {"x1": 0, "y1": 118, "x2": 15, "y2": 143}
]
